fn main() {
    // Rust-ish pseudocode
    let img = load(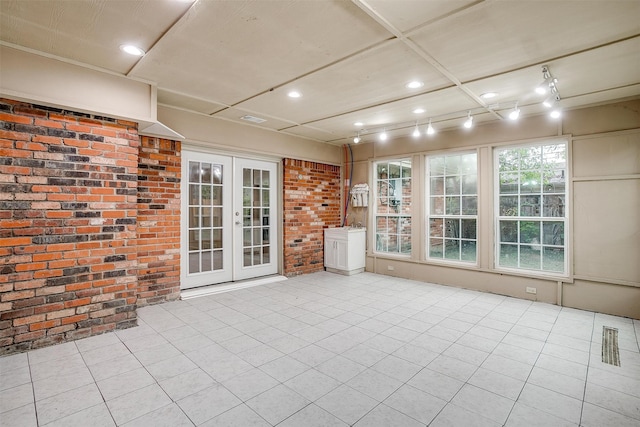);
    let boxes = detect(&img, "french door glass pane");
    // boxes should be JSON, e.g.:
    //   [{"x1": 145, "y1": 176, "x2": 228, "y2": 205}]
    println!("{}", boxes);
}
[
  {"x1": 242, "y1": 167, "x2": 271, "y2": 267},
  {"x1": 188, "y1": 161, "x2": 224, "y2": 274}
]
